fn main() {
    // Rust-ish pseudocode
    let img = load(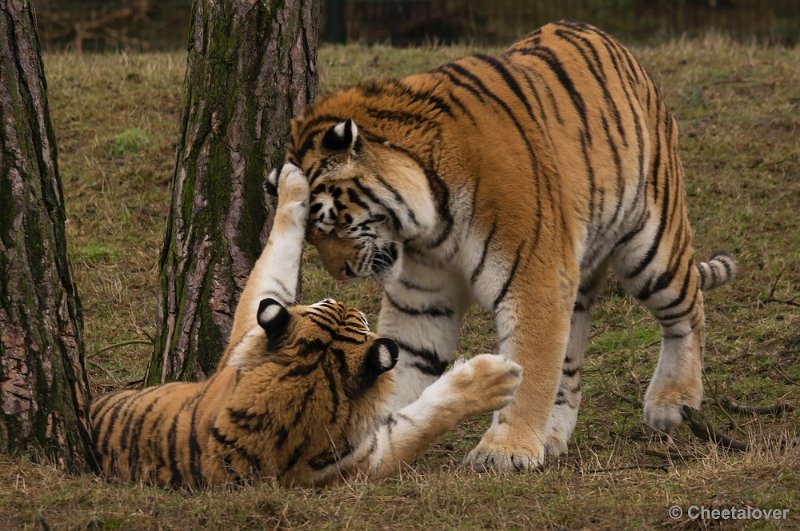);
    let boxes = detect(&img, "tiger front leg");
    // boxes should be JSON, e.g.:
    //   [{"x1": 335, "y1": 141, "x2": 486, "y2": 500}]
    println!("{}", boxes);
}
[
  {"x1": 224, "y1": 164, "x2": 309, "y2": 357},
  {"x1": 543, "y1": 266, "x2": 607, "y2": 457},
  {"x1": 334, "y1": 354, "x2": 522, "y2": 482},
  {"x1": 378, "y1": 261, "x2": 471, "y2": 411},
  {"x1": 465, "y1": 271, "x2": 575, "y2": 472}
]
